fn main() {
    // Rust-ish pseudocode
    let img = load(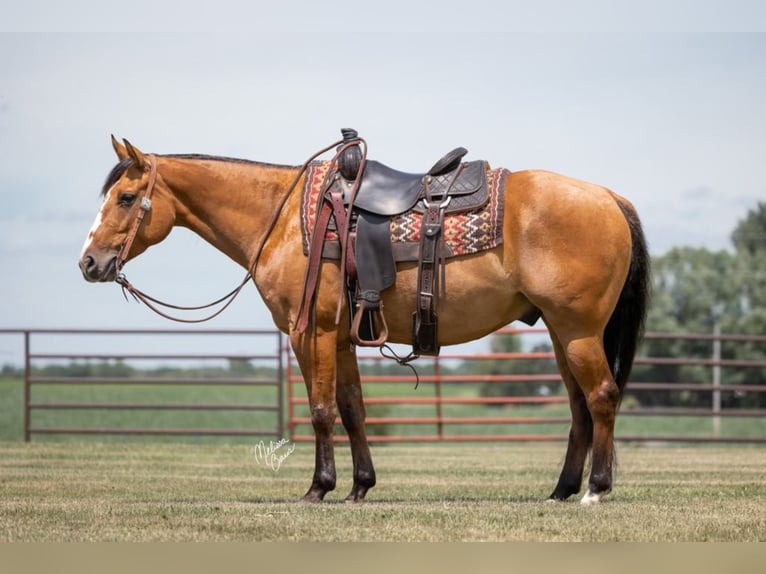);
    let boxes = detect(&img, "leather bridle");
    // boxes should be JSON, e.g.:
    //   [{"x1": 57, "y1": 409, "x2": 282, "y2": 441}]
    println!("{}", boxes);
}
[{"x1": 116, "y1": 154, "x2": 158, "y2": 271}]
